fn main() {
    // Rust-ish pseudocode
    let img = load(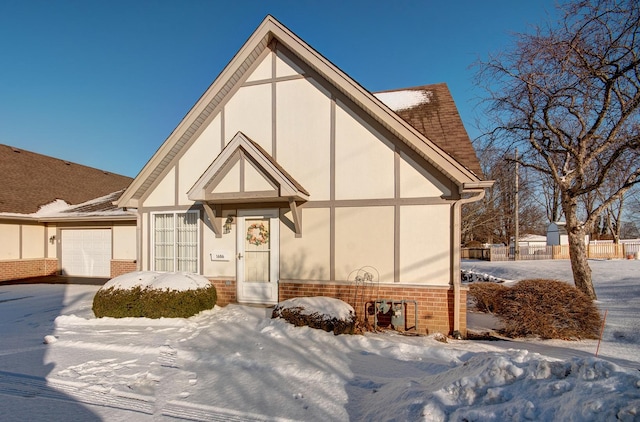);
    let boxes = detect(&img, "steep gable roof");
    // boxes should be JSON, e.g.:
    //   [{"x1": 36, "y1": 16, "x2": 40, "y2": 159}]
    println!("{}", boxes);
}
[
  {"x1": 118, "y1": 15, "x2": 490, "y2": 208},
  {"x1": 0, "y1": 144, "x2": 133, "y2": 214},
  {"x1": 375, "y1": 84, "x2": 483, "y2": 177}
]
